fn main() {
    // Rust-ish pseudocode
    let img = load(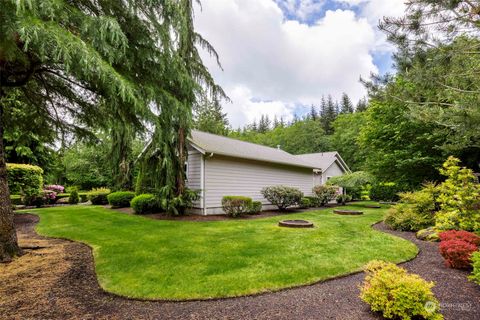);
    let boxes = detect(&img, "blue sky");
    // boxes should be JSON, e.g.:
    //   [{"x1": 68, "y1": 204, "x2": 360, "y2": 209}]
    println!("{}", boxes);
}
[{"x1": 194, "y1": 0, "x2": 405, "y2": 127}]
